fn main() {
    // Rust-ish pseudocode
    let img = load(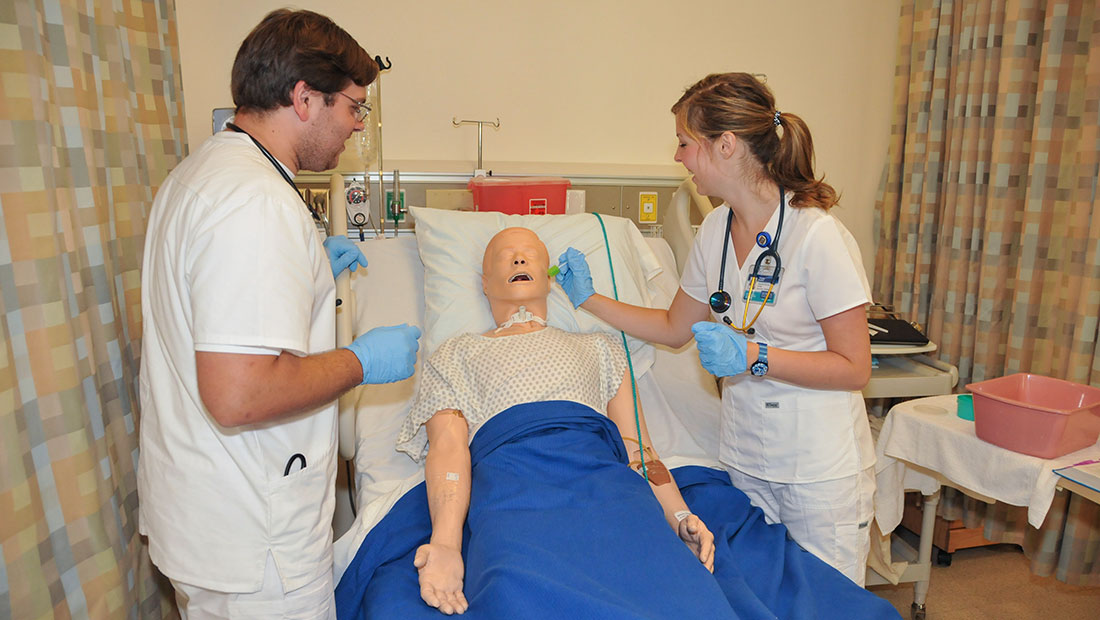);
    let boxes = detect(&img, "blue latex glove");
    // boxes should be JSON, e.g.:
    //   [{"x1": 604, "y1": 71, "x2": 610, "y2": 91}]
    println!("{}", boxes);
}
[
  {"x1": 691, "y1": 321, "x2": 748, "y2": 377},
  {"x1": 323, "y1": 235, "x2": 368, "y2": 279},
  {"x1": 345, "y1": 324, "x2": 421, "y2": 384},
  {"x1": 555, "y1": 247, "x2": 595, "y2": 308}
]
